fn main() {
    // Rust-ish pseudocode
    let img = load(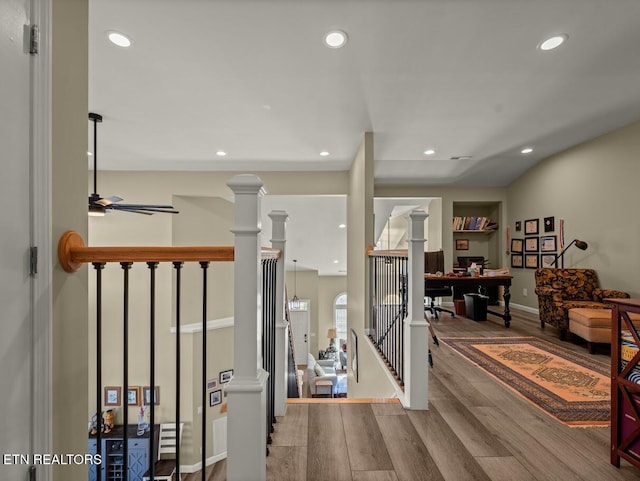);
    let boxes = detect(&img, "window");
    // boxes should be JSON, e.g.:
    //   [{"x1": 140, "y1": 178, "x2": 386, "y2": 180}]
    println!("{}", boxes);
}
[{"x1": 334, "y1": 292, "x2": 347, "y2": 345}]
